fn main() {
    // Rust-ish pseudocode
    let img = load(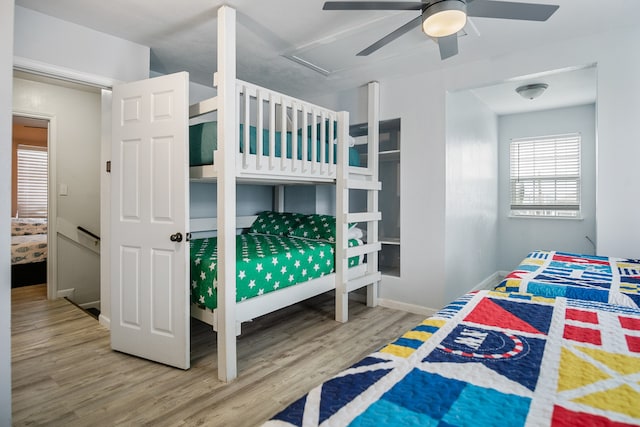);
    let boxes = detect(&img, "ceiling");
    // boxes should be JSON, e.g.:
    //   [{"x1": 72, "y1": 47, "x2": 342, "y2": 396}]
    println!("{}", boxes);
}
[
  {"x1": 14, "y1": 0, "x2": 640, "y2": 113},
  {"x1": 471, "y1": 65, "x2": 597, "y2": 115}
]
